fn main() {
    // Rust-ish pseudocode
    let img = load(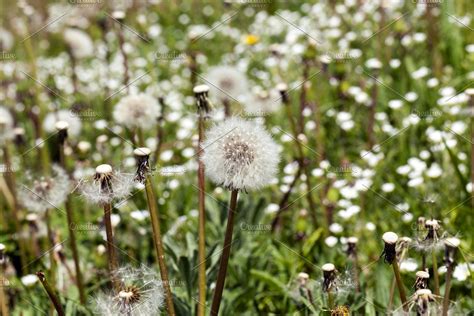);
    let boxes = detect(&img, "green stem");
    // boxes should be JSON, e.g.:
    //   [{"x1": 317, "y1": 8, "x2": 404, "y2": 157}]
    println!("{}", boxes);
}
[
  {"x1": 197, "y1": 115, "x2": 206, "y2": 316},
  {"x1": 442, "y1": 265, "x2": 453, "y2": 316},
  {"x1": 392, "y1": 261, "x2": 408, "y2": 312},
  {"x1": 144, "y1": 175, "x2": 176, "y2": 316},
  {"x1": 327, "y1": 289, "x2": 334, "y2": 310},
  {"x1": 36, "y1": 271, "x2": 65, "y2": 316},
  {"x1": 103, "y1": 203, "x2": 120, "y2": 291},
  {"x1": 59, "y1": 141, "x2": 86, "y2": 304},
  {"x1": 432, "y1": 251, "x2": 440, "y2": 296},
  {"x1": 210, "y1": 190, "x2": 239, "y2": 316}
]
